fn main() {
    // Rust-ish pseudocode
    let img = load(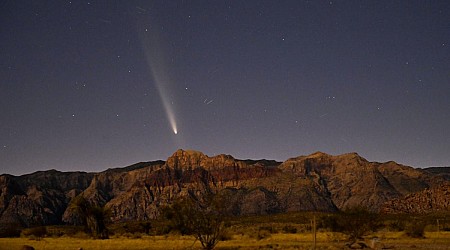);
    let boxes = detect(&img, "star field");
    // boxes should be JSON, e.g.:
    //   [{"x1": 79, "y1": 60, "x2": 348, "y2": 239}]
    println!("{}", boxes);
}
[{"x1": 1, "y1": 1, "x2": 450, "y2": 175}]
